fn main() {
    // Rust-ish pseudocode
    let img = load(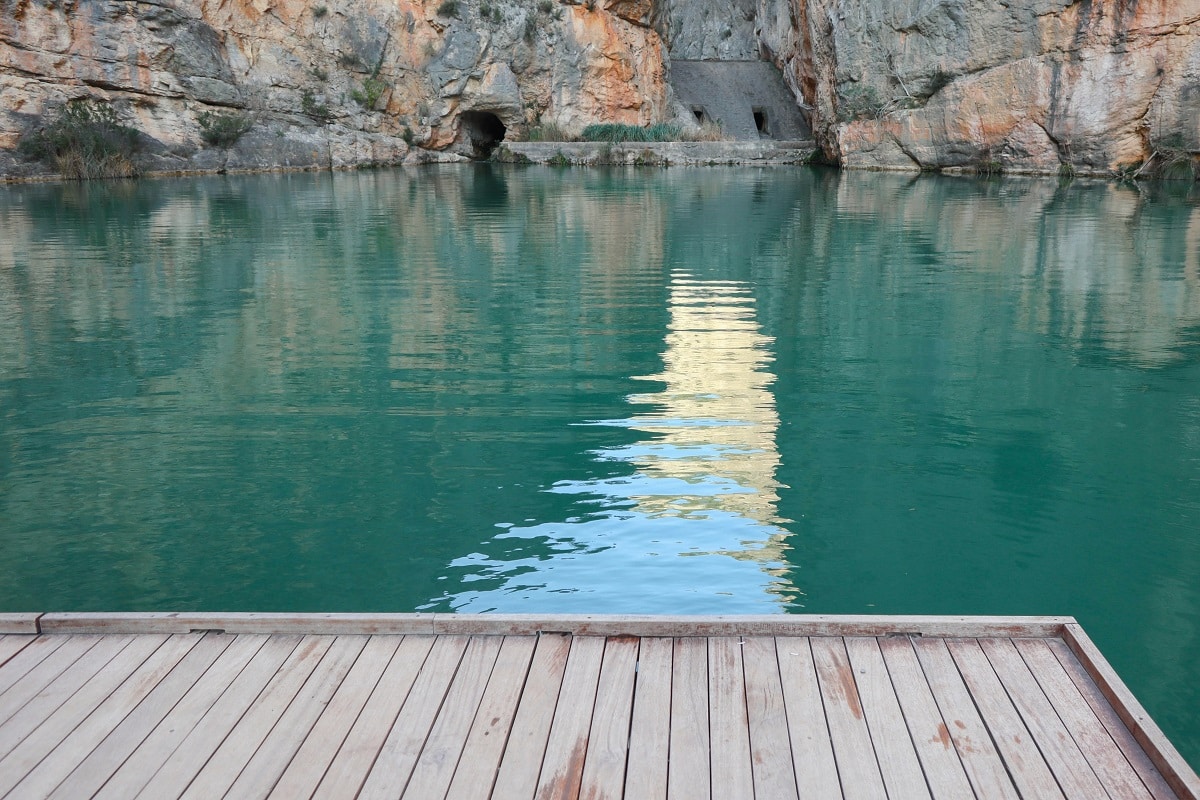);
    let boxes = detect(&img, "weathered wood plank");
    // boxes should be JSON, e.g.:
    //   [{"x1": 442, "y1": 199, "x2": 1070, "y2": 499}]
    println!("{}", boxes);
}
[
  {"x1": 944, "y1": 638, "x2": 1067, "y2": 800},
  {"x1": 222, "y1": 634, "x2": 370, "y2": 799},
  {"x1": 668, "y1": 636, "x2": 709, "y2": 800},
  {"x1": 267, "y1": 635, "x2": 401, "y2": 800},
  {"x1": 709, "y1": 636, "x2": 755, "y2": 800},
  {"x1": 0, "y1": 614, "x2": 39, "y2": 635},
  {"x1": 844, "y1": 637, "x2": 931, "y2": 800},
  {"x1": 532, "y1": 635, "x2": 606, "y2": 800},
  {"x1": 775, "y1": 637, "x2": 842, "y2": 799},
  {"x1": 444, "y1": 635, "x2": 539, "y2": 800},
  {"x1": 180, "y1": 635, "x2": 337, "y2": 800},
  {"x1": 356, "y1": 635, "x2": 471, "y2": 799},
  {"x1": 876, "y1": 636, "x2": 976, "y2": 800},
  {"x1": 742, "y1": 636, "x2": 799, "y2": 800},
  {"x1": 35, "y1": 612, "x2": 1073, "y2": 638},
  {"x1": 312, "y1": 635, "x2": 436, "y2": 800},
  {"x1": 0, "y1": 636, "x2": 36, "y2": 670},
  {"x1": 1013, "y1": 638, "x2": 1154, "y2": 800},
  {"x1": 1046, "y1": 637, "x2": 1179, "y2": 800},
  {"x1": 43, "y1": 633, "x2": 234, "y2": 800},
  {"x1": 624, "y1": 636, "x2": 672, "y2": 800},
  {"x1": 979, "y1": 637, "x2": 1108, "y2": 800},
  {"x1": 38, "y1": 612, "x2": 436, "y2": 635},
  {"x1": 0, "y1": 634, "x2": 103, "y2": 726},
  {"x1": 0, "y1": 633, "x2": 166, "y2": 796},
  {"x1": 0, "y1": 635, "x2": 69, "y2": 697},
  {"x1": 402, "y1": 636, "x2": 505, "y2": 800},
  {"x1": 490, "y1": 633, "x2": 573, "y2": 800},
  {"x1": 1063, "y1": 624, "x2": 1200, "y2": 800},
  {"x1": 0, "y1": 634, "x2": 133, "y2": 761},
  {"x1": 578, "y1": 635, "x2": 640, "y2": 800},
  {"x1": 118, "y1": 635, "x2": 303, "y2": 800},
  {"x1": 911, "y1": 637, "x2": 1020, "y2": 800},
  {"x1": 811, "y1": 637, "x2": 888, "y2": 800}
]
